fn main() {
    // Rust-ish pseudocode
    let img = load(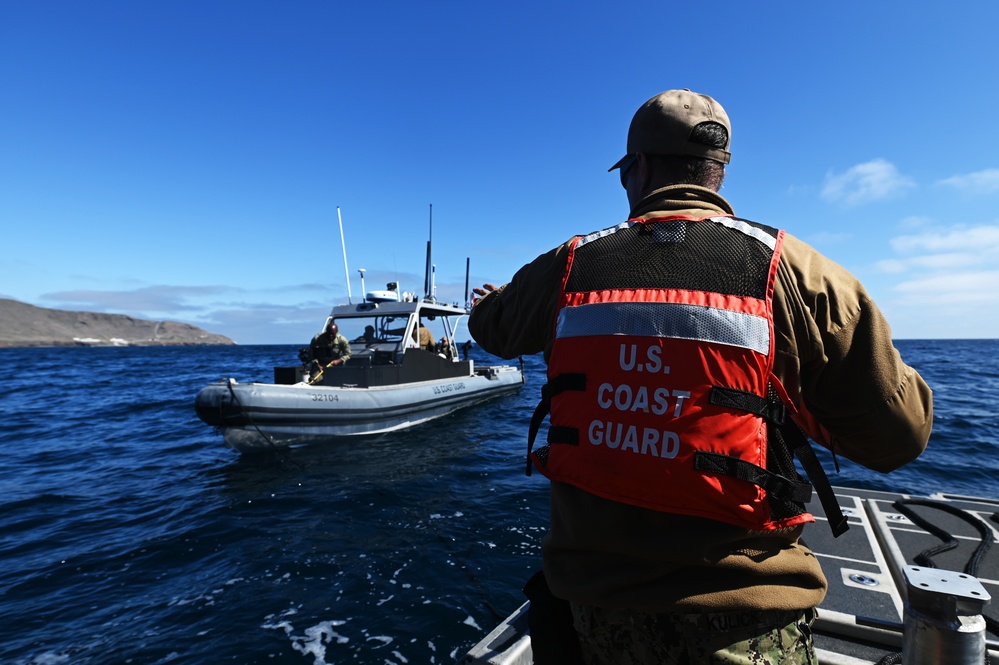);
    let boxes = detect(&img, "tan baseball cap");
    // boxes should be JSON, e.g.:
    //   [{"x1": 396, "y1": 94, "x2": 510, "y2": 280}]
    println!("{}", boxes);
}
[{"x1": 608, "y1": 89, "x2": 731, "y2": 171}]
